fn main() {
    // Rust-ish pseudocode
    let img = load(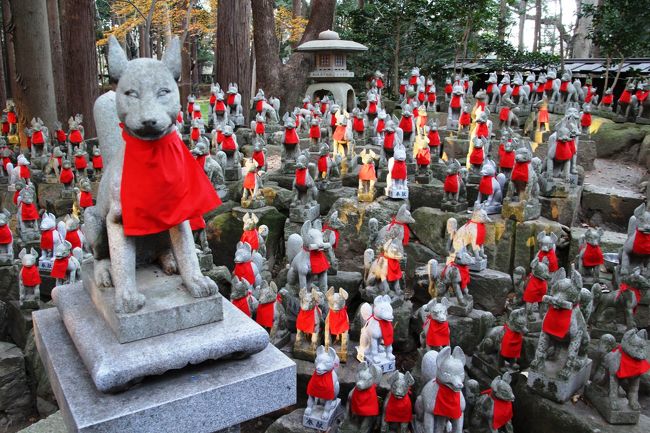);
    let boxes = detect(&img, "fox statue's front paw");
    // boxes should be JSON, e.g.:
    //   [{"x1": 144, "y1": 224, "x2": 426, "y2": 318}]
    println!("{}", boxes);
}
[
  {"x1": 186, "y1": 274, "x2": 218, "y2": 297},
  {"x1": 94, "y1": 259, "x2": 113, "y2": 288},
  {"x1": 116, "y1": 287, "x2": 146, "y2": 314}
]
